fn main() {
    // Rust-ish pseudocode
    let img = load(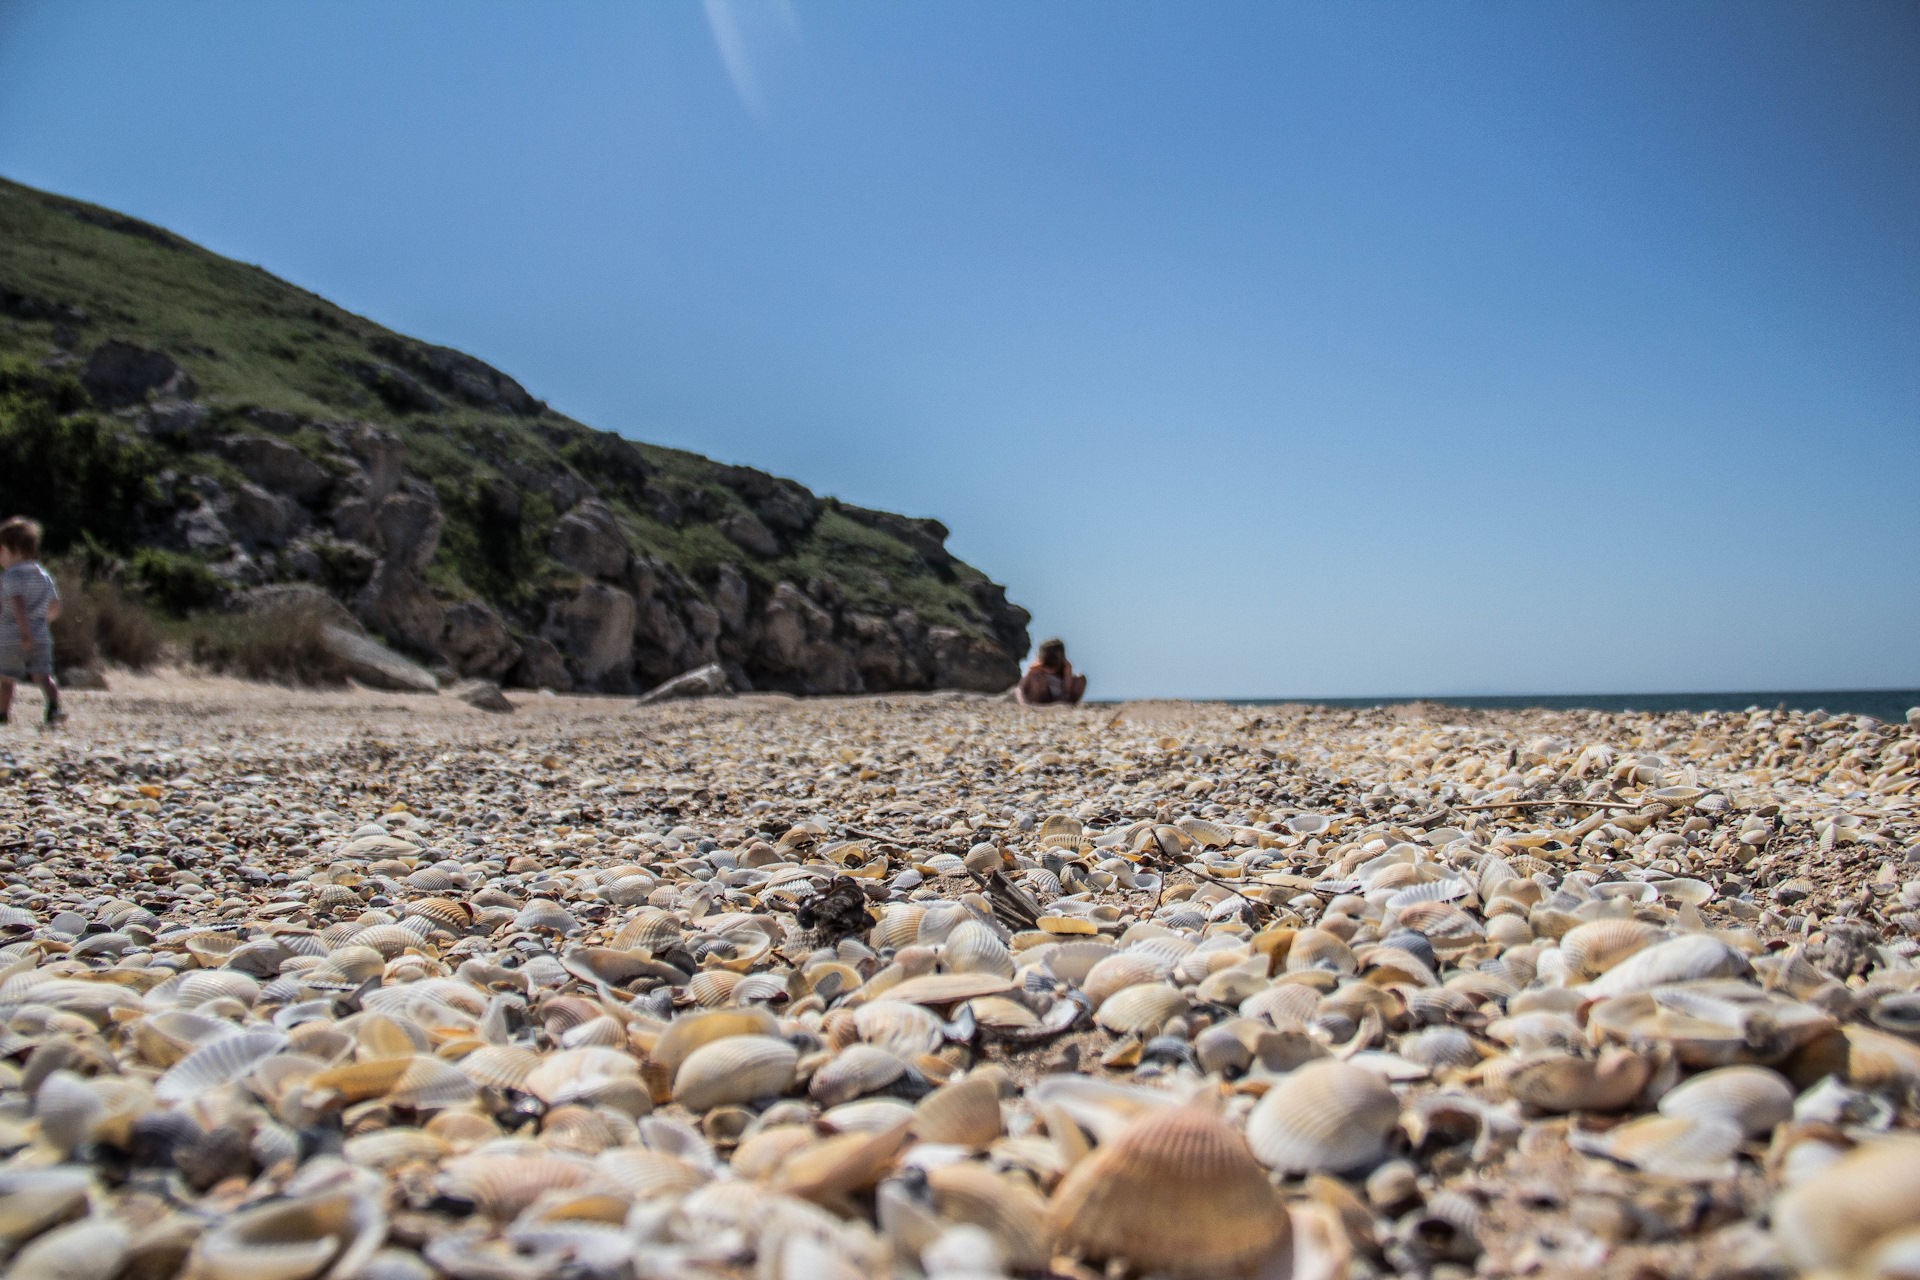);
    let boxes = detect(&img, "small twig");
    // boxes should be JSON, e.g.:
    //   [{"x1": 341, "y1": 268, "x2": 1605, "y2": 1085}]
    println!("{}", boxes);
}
[
  {"x1": 1188, "y1": 868, "x2": 1272, "y2": 919},
  {"x1": 837, "y1": 825, "x2": 909, "y2": 845},
  {"x1": 1455, "y1": 799, "x2": 1635, "y2": 812}
]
